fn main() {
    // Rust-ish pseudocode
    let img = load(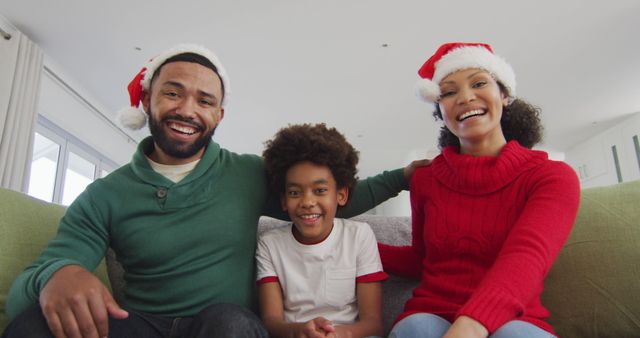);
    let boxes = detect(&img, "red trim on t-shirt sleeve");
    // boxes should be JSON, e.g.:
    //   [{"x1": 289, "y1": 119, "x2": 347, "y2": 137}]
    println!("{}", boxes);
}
[
  {"x1": 256, "y1": 276, "x2": 280, "y2": 285},
  {"x1": 356, "y1": 271, "x2": 388, "y2": 283}
]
